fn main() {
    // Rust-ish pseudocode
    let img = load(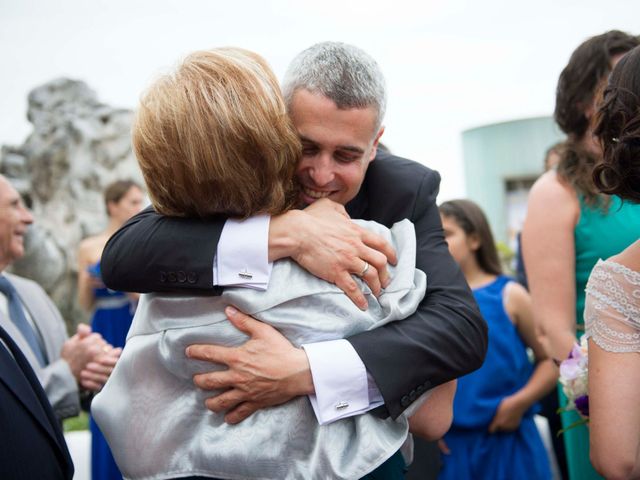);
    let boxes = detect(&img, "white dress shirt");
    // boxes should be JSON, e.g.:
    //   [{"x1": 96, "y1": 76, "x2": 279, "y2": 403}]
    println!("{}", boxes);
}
[{"x1": 213, "y1": 215, "x2": 383, "y2": 424}]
